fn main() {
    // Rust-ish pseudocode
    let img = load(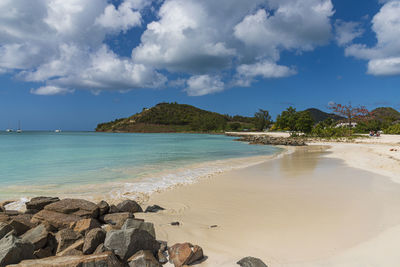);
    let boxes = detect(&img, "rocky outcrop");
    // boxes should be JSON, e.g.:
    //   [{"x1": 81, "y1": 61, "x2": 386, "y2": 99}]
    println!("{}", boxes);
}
[
  {"x1": 31, "y1": 210, "x2": 81, "y2": 229},
  {"x1": 97, "y1": 200, "x2": 110, "y2": 216},
  {"x1": 82, "y1": 228, "x2": 106, "y2": 255},
  {"x1": 104, "y1": 228, "x2": 160, "y2": 261},
  {"x1": 25, "y1": 197, "x2": 60, "y2": 213},
  {"x1": 70, "y1": 218, "x2": 101, "y2": 235},
  {"x1": 55, "y1": 228, "x2": 82, "y2": 254},
  {"x1": 9, "y1": 251, "x2": 123, "y2": 267},
  {"x1": 57, "y1": 239, "x2": 84, "y2": 257},
  {"x1": 237, "y1": 257, "x2": 268, "y2": 267},
  {"x1": 127, "y1": 250, "x2": 161, "y2": 267},
  {"x1": 145, "y1": 205, "x2": 165, "y2": 213},
  {"x1": 168, "y1": 243, "x2": 204, "y2": 267},
  {"x1": 0, "y1": 233, "x2": 34, "y2": 266},
  {"x1": 0, "y1": 222, "x2": 13, "y2": 240},
  {"x1": 20, "y1": 224, "x2": 49, "y2": 250},
  {"x1": 44, "y1": 199, "x2": 99, "y2": 218},
  {"x1": 100, "y1": 212, "x2": 133, "y2": 228},
  {"x1": 122, "y1": 218, "x2": 156, "y2": 238},
  {"x1": 228, "y1": 134, "x2": 307, "y2": 146},
  {"x1": 9, "y1": 214, "x2": 36, "y2": 236},
  {"x1": 116, "y1": 200, "x2": 143, "y2": 214}
]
